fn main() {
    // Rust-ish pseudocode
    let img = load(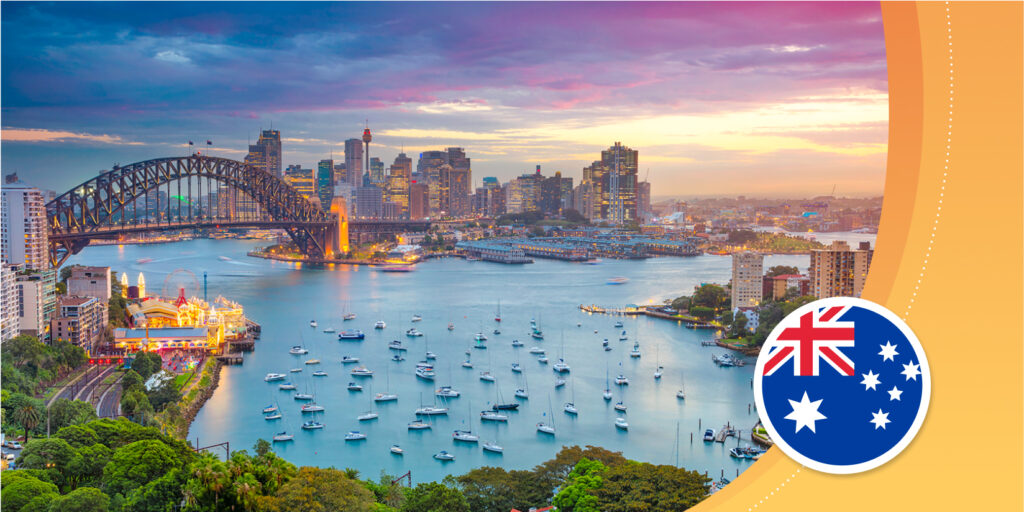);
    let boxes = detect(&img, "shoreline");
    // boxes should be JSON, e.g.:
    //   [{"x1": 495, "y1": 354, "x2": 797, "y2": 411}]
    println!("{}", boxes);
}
[{"x1": 247, "y1": 251, "x2": 401, "y2": 266}]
